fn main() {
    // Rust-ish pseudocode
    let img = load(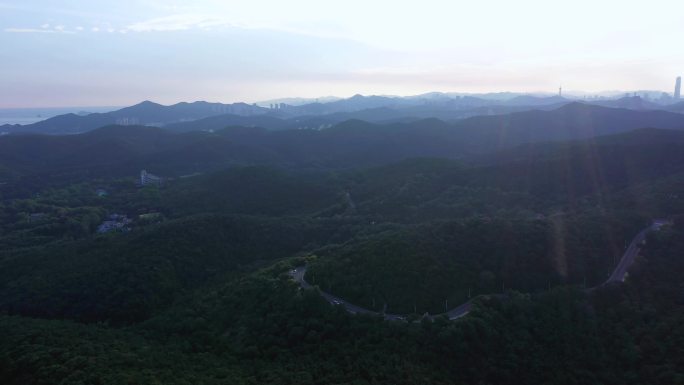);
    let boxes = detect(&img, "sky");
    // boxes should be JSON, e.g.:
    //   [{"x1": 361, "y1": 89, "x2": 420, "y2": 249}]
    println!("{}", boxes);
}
[{"x1": 1, "y1": 0, "x2": 684, "y2": 107}]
